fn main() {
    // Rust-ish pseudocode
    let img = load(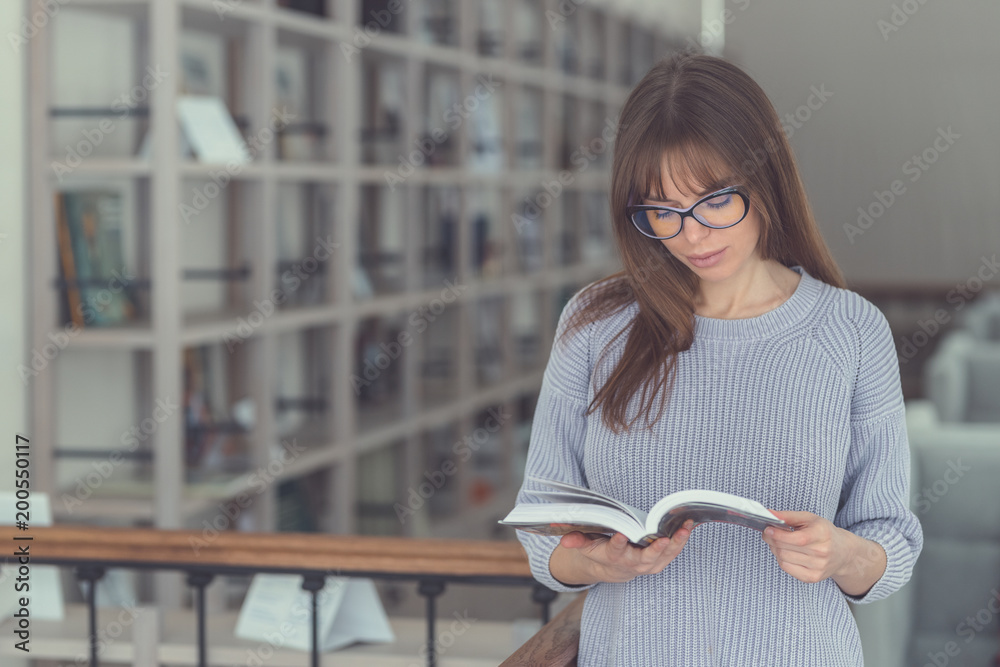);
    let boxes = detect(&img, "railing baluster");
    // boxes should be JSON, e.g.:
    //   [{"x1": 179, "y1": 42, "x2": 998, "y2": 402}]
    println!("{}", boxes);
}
[
  {"x1": 418, "y1": 578, "x2": 446, "y2": 667},
  {"x1": 301, "y1": 574, "x2": 326, "y2": 667},
  {"x1": 75, "y1": 565, "x2": 105, "y2": 667},
  {"x1": 2, "y1": 527, "x2": 543, "y2": 664},
  {"x1": 531, "y1": 583, "x2": 558, "y2": 625},
  {"x1": 186, "y1": 572, "x2": 215, "y2": 667}
]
